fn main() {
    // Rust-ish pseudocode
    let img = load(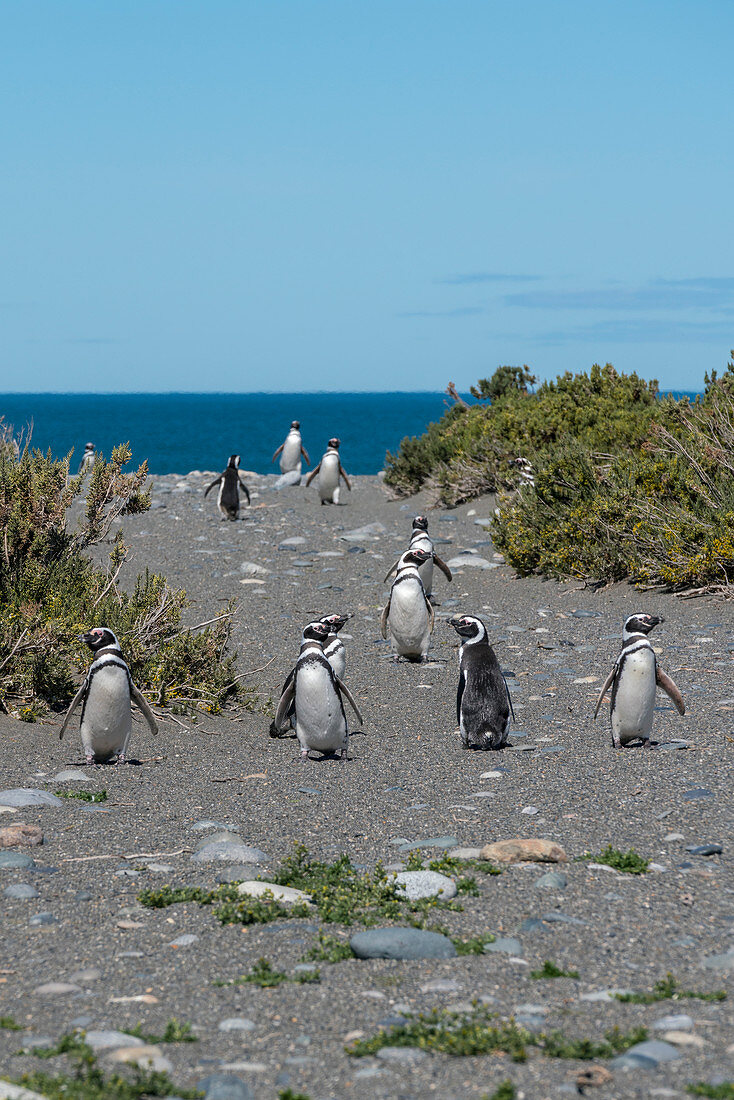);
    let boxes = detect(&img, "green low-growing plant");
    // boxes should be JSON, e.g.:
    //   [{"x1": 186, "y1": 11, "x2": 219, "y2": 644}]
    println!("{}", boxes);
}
[
  {"x1": 306, "y1": 931, "x2": 355, "y2": 963},
  {"x1": 686, "y1": 1084, "x2": 734, "y2": 1099},
  {"x1": 0, "y1": 1015, "x2": 23, "y2": 1030},
  {"x1": 616, "y1": 973, "x2": 727, "y2": 1004},
  {"x1": 278, "y1": 1090, "x2": 312, "y2": 1100},
  {"x1": 217, "y1": 958, "x2": 320, "y2": 988},
  {"x1": 0, "y1": 439, "x2": 248, "y2": 716},
  {"x1": 577, "y1": 845, "x2": 649, "y2": 874},
  {"x1": 137, "y1": 883, "x2": 309, "y2": 927},
  {"x1": 123, "y1": 1018, "x2": 197, "y2": 1043},
  {"x1": 482, "y1": 1084, "x2": 516, "y2": 1100},
  {"x1": 539, "y1": 1025, "x2": 648, "y2": 1061},
  {"x1": 55, "y1": 789, "x2": 108, "y2": 803},
  {"x1": 530, "y1": 960, "x2": 579, "y2": 980},
  {"x1": 452, "y1": 932, "x2": 496, "y2": 956},
  {"x1": 14, "y1": 1032, "x2": 203, "y2": 1099}
]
